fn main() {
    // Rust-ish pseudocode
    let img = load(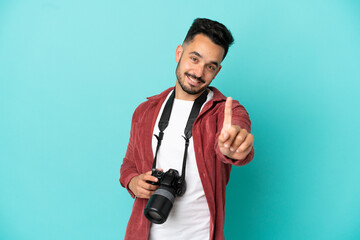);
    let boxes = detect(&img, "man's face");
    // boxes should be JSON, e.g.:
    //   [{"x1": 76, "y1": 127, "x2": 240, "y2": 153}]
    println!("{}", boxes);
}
[{"x1": 175, "y1": 34, "x2": 224, "y2": 100}]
